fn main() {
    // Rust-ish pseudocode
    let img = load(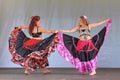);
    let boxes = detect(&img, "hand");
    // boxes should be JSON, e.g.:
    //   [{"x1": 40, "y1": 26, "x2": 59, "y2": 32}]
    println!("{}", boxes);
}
[
  {"x1": 15, "y1": 26, "x2": 21, "y2": 29},
  {"x1": 14, "y1": 27, "x2": 19, "y2": 29},
  {"x1": 106, "y1": 18, "x2": 112, "y2": 22},
  {"x1": 108, "y1": 18, "x2": 112, "y2": 23},
  {"x1": 54, "y1": 30, "x2": 58, "y2": 33},
  {"x1": 59, "y1": 30, "x2": 64, "y2": 32}
]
